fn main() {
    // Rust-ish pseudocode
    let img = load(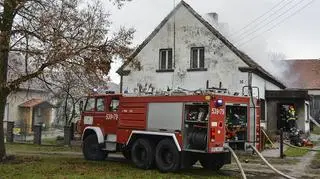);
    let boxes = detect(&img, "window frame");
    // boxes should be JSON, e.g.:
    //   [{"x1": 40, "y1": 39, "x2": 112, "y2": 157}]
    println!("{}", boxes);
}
[
  {"x1": 96, "y1": 97, "x2": 105, "y2": 112},
  {"x1": 157, "y1": 48, "x2": 174, "y2": 72},
  {"x1": 188, "y1": 47, "x2": 207, "y2": 71},
  {"x1": 109, "y1": 98, "x2": 120, "y2": 112},
  {"x1": 84, "y1": 97, "x2": 96, "y2": 112}
]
